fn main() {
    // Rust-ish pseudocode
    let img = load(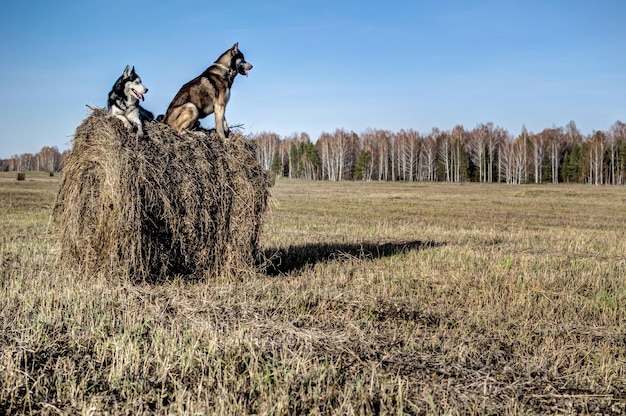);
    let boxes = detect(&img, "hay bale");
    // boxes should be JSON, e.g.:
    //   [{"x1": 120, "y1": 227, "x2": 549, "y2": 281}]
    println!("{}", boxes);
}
[
  {"x1": 17, "y1": 173, "x2": 25, "y2": 181},
  {"x1": 53, "y1": 108, "x2": 273, "y2": 281}
]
